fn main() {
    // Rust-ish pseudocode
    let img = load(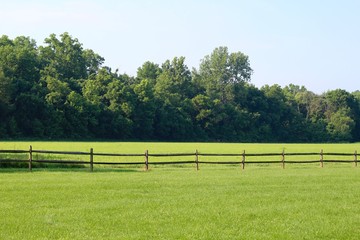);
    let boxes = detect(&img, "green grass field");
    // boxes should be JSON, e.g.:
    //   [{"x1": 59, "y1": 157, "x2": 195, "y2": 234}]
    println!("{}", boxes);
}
[
  {"x1": 1, "y1": 142, "x2": 360, "y2": 239},
  {"x1": 1, "y1": 141, "x2": 360, "y2": 167},
  {"x1": 2, "y1": 141, "x2": 360, "y2": 153},
  {"x1": 1, "y1": 167, "x2": 360, "y2": 239}
]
